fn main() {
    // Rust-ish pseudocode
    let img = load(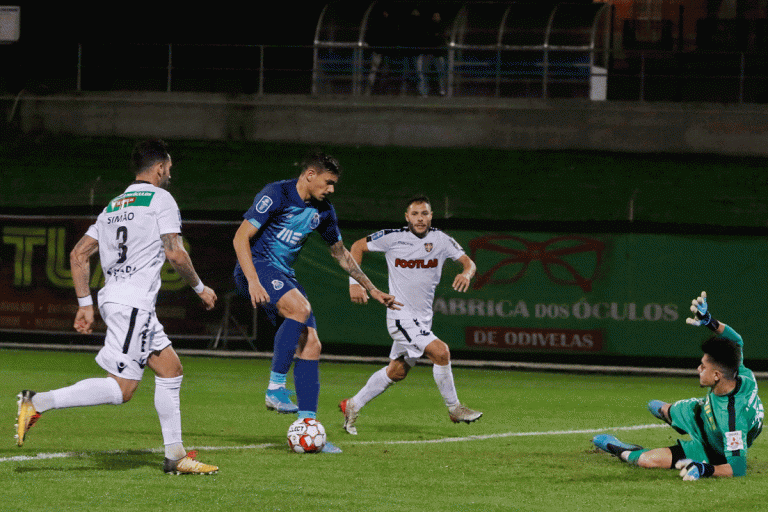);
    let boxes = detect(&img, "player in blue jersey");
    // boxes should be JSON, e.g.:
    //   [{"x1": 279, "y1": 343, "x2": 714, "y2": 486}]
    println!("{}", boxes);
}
[
  {"x1": 593, "y1": 292, "x2": 764, "y2": 480},
  {"x1": 232, "y1": 152, "x2": 401, "y2": 436}
]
